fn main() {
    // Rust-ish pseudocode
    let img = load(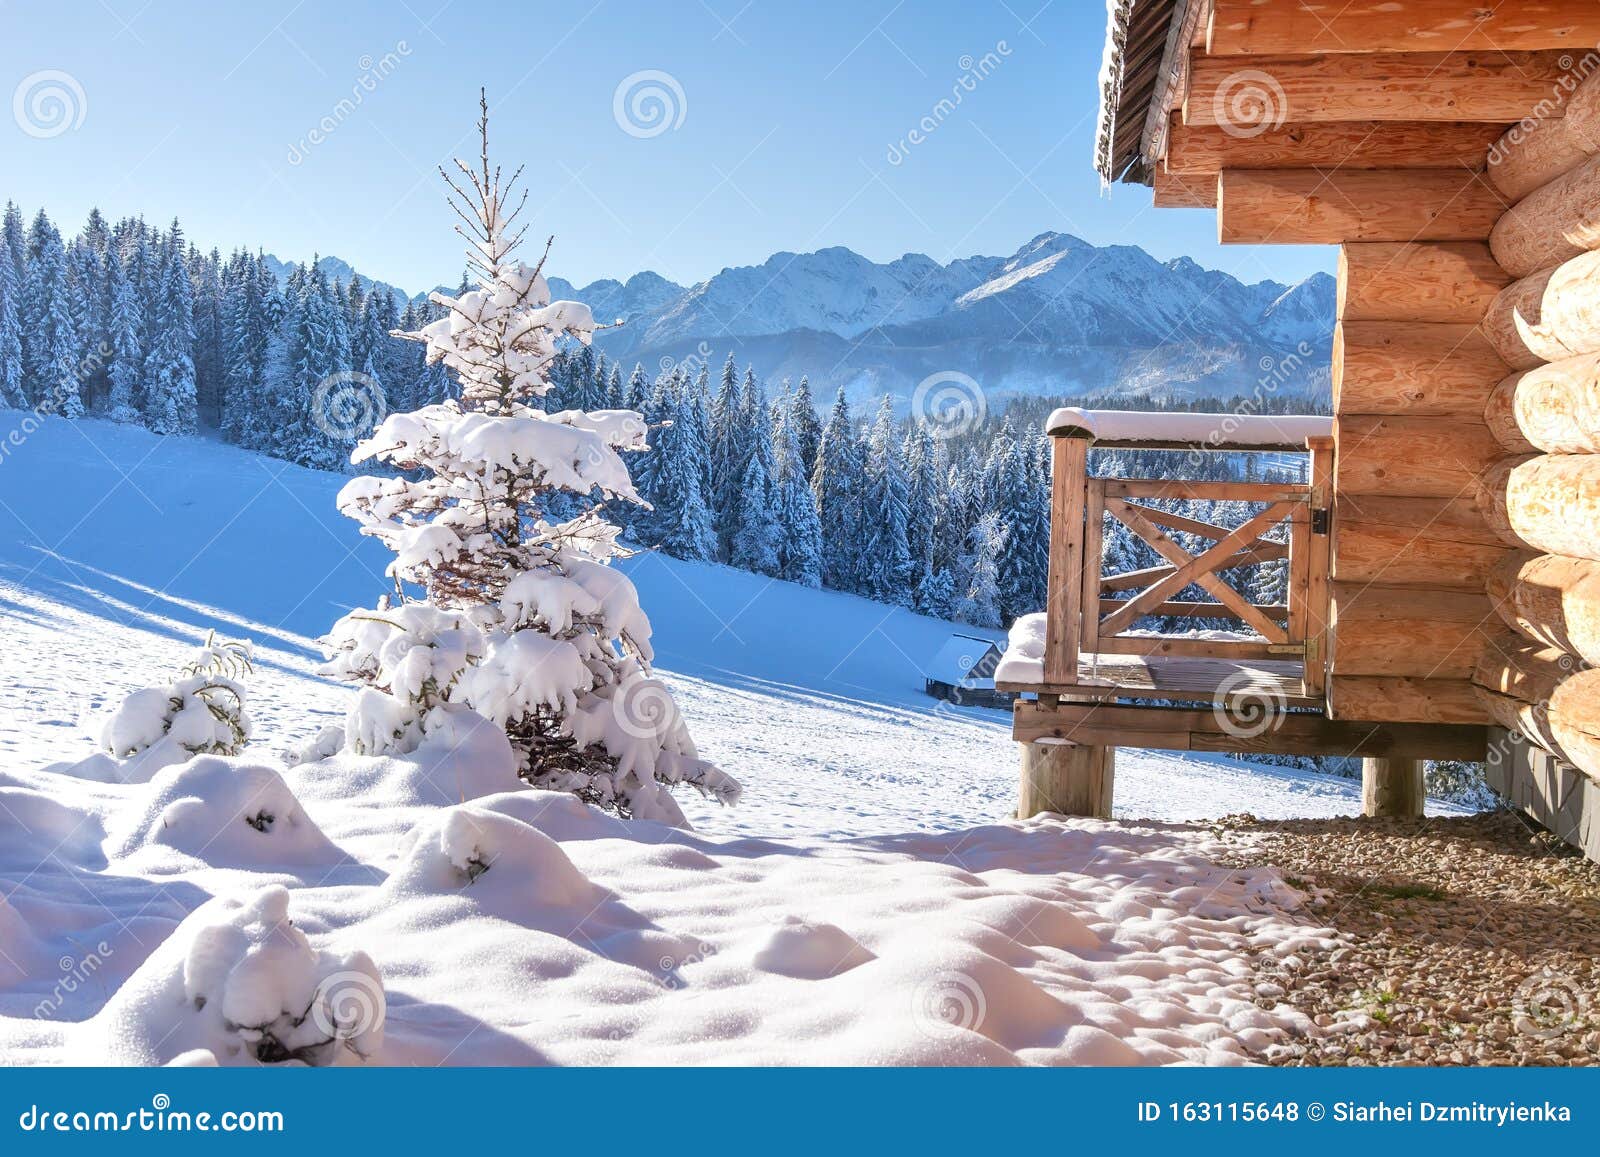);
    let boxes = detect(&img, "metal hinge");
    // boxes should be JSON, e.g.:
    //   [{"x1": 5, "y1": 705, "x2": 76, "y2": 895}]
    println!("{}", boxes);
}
[
  {"x1": 1311, "y1": 508, "x2": 1330, "y2": 535},
  {"x1": 1267, "y1": 643, "x2": 1306, "y2": 655}
]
